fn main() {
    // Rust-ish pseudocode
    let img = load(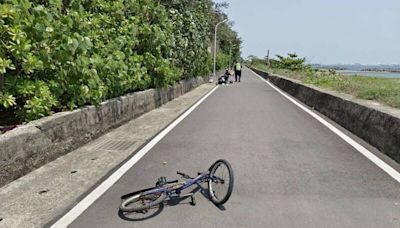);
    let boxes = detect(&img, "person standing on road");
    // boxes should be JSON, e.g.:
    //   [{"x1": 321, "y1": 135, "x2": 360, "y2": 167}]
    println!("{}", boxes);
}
[{"x1": 234, "y1": 61, "x2": 242, "y2": 82}]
